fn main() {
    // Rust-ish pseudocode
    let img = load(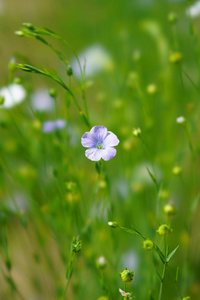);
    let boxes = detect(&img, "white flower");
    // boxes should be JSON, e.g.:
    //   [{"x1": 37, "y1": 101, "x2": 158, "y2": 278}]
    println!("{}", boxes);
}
[
  {"x1": 187, "y1": 1, "x2": 200, "y2": 18},
  {"x1": 31, "y1": 89, "x2": 54, "y2": 112},
  {"x1": 176, "y1": 116, "x2": 186, "y2": 124},
  {"x1": 71, "y1": 45, "x2": 113, "y2": 78},
  {"x1": 0, "y1": 83, "x2": 26, "y2": 109},
  {"x1": 119, "y1": 288, "x2": 131, "y2": 297}
]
